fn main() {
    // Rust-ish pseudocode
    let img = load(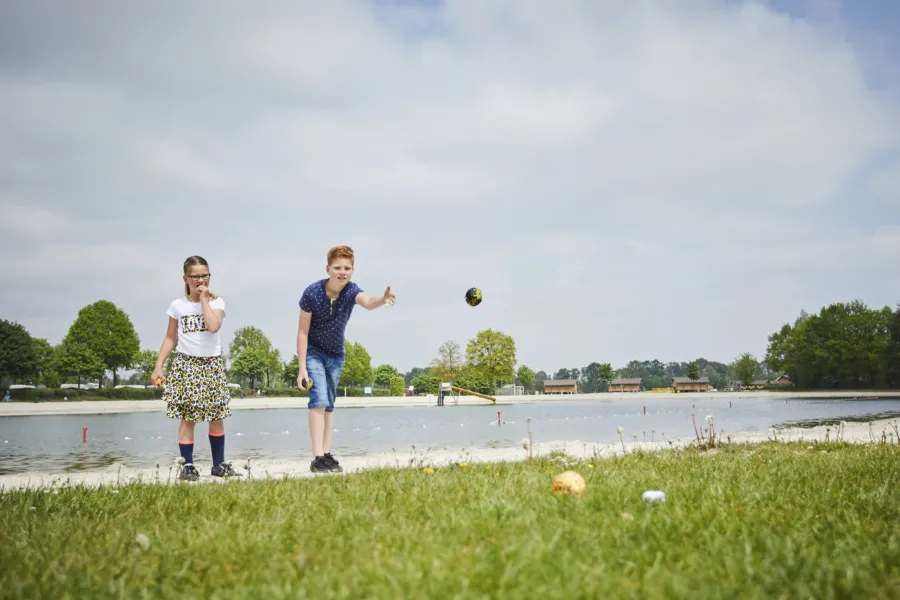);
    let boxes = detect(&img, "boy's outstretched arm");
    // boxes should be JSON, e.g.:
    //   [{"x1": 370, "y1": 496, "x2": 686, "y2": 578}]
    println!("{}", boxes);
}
[{"x1": 355, "y1": 286, "x2": 396, "y2": 310}]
